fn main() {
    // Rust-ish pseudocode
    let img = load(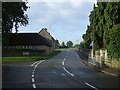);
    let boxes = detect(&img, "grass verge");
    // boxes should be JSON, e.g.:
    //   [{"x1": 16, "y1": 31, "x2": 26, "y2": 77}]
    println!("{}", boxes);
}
[{"x1": 2, "y1": 50, "x2": 61, "y2": 62}]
